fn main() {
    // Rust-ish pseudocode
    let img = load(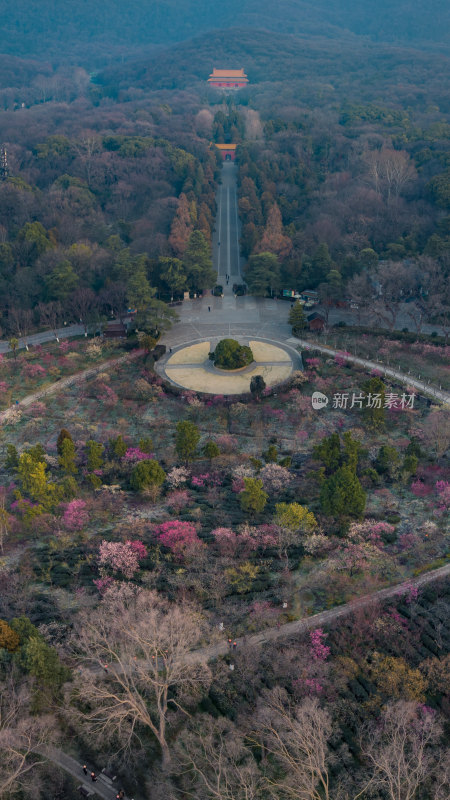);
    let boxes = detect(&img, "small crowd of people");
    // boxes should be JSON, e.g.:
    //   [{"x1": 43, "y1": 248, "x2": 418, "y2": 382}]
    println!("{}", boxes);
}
[{"x1": 82, "y1": 764, "x2": 126, "y2": 798}]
